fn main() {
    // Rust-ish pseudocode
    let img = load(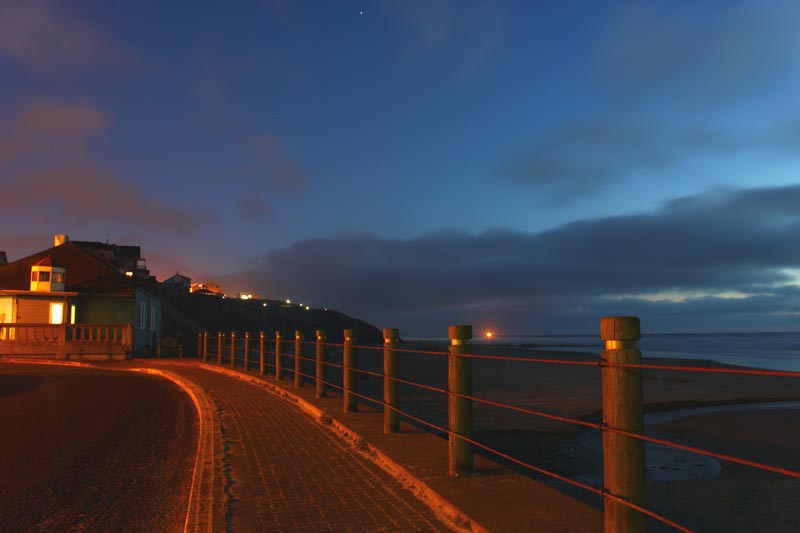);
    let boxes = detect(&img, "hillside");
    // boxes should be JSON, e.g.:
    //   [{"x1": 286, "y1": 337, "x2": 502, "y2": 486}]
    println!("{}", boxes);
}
[{"x1": 155, "y1": 285, "x2": 381, "y2": 353}]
